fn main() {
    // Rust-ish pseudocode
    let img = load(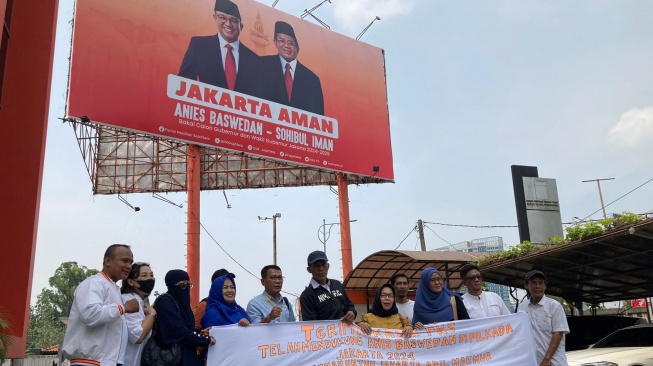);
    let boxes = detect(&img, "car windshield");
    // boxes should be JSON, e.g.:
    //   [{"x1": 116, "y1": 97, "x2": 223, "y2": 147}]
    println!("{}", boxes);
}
[{"x1": 593, "y1": 327, "x2": 653, "y2": 348}]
